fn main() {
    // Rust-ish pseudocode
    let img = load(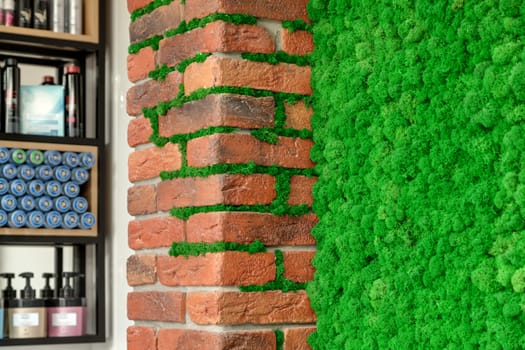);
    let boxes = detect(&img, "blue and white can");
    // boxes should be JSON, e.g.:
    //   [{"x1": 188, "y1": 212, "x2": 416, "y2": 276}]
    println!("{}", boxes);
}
[
  {"x1": 35, "y1": 165, "x2": 53, "y2": 181},
  {"x1": 0, "y1": 209, "x2": 8, "y2": 227},
  {"x1": 27, "y1": 211, "x2": 45, "y2": 228},
  {"x1": 17, "y1": 164, "x2": 35, "y2": 181},
  {"x1": 1, "y1": 195, "x2": 17, "y2": 212},
  {"x1": 8, "y1": 210, "x2": 27, "y2": 228},
  {"x1": 0, "y1": 164, "x2": 18, "y2": 180},
  {"x1": 44, "y1": 211, "x2": 62, "y2": 229},
  {"x1": 17, "y1": 195, "x2": 36, "y2": 212},
  {"x1": 44, "y1": 150, "x2": 62, "y2": 166},
  {"x1": 0, "y1": 147, "x2": 9, "y2": 164},
  {"x1": 0, "y1": 178, "x2": 9, "y2": 196},
  {"x1": 79, "y1": 152, "x2": 96, "y2": 169},
  {"x1": 62, "y1": 151, "x2": 80, "y2": 168},
  {"x1": 62, "y1": 181, "x2": 80, "y2": 198},
  {"x1": 27, "y1": 179, "x2": 45, "y2": 197},
  {"x1": 71, "y1": 167, "x2": 89, "y2": 184},
  {"x1": 53, "y1": 196, "x2": 71, "y2": 213},
  {"x1": 9, "y1": 179, "x2": 27, "y2": 196},
  {"x1": 36, "y1": 196, "x2": 54, "y2": 212},
  {"x1": 26, "y1": 149, "x2": 45, "y2": 166},
  {"x1": 62, "y1": 212, "x2": 79, "y2": 229},
  {"x1": 72, "y1": 197, "x2": 88, "y2": 213},
  {"x1": 9, "y1": 149, "x2": 27, "y2": 165},
  {"x1": 53, "y1": 165, "x2": 71, "y2": 182},
  {"x1": 45, "y1": 180, "x2": 62, "y2": 197},
  {"x1": 79, "y1": 212, "x2": 96, "y2": 230}
]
